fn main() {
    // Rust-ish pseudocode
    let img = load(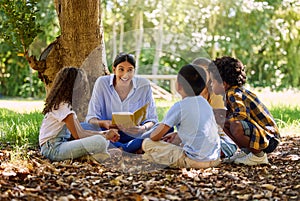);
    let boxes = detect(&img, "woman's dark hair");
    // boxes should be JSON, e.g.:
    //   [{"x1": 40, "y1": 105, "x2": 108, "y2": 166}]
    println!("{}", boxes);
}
[
  {"x1": 42, "y1": 67, "x2": 80, "y2": 114},
  {"x1": 178, "y1": 64, "x2": 207, "y2": 96},
  {"x1": 208, "y1": 56, "x2": 246, "y2": 86},
  {"x1": 113, "y1": 52, "x2": 136, "y2": 68}
]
